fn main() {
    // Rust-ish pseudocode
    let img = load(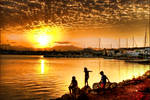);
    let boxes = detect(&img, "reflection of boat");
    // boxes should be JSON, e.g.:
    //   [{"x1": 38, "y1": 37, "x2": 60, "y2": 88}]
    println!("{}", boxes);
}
[
  {"x1": 116, "y1": 57, "x2": 130, "y2": 60},
  {"x1": 125, "y1": 59, "x2": 150, "y2": 64},
  {"x1": 103, "y1": 56, "x2": 115, "y2": 59},
  {"x1": 116, "y1": 57, "x2": 139, "y2": 60},
  {"x1": 44, "y1": 54, "x2": 64, "y2": 58}
]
